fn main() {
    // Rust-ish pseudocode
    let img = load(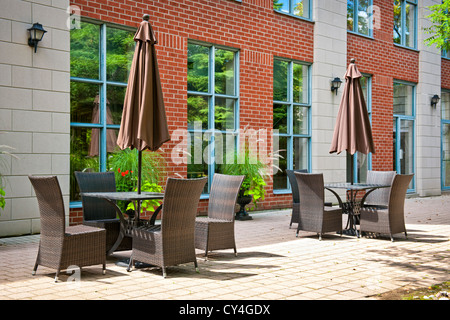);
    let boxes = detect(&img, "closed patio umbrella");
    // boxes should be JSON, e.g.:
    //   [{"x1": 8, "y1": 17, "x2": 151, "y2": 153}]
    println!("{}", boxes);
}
[
  {"x1": 329, "y1": 59, "x2": 375, "y2": 184},
  {"x1": 117, "y1": 14, "x2": 170, "y2": 193}
]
